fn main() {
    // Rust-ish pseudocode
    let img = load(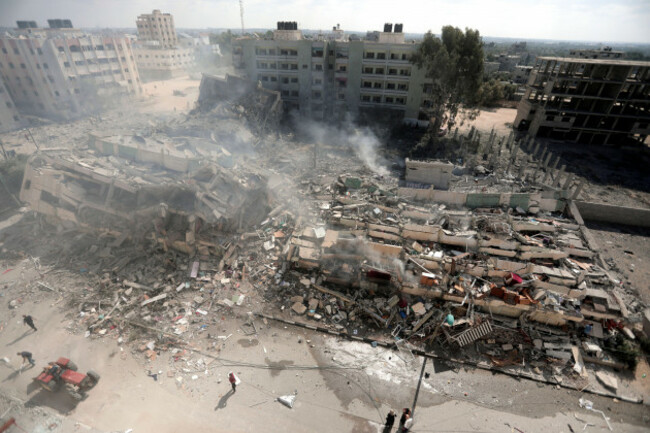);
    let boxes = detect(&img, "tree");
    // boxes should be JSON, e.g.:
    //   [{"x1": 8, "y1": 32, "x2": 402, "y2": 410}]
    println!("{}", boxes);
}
[{"x1": 411, "y1": 26, "x2": 484, "y2": 134}]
